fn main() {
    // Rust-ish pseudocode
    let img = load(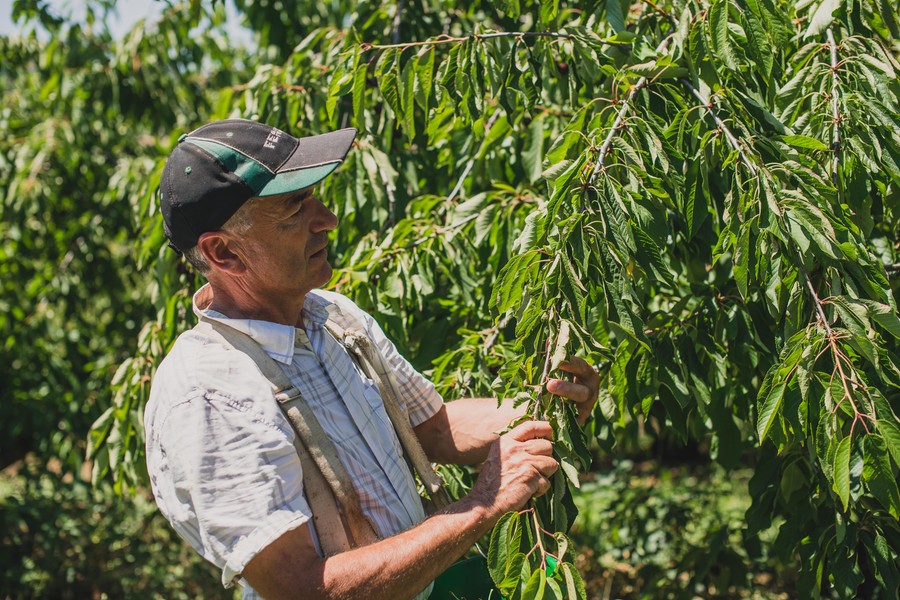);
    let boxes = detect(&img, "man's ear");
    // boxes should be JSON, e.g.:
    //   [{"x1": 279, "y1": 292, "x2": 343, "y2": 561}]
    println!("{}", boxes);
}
[{"x1": 196, "y1": 231, "x2": 246, "y2": 275}]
